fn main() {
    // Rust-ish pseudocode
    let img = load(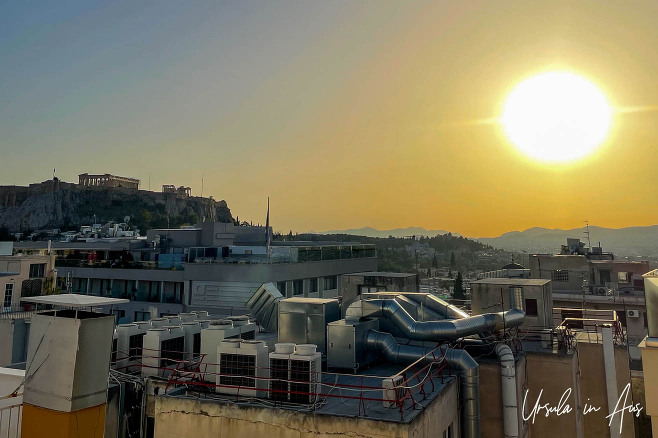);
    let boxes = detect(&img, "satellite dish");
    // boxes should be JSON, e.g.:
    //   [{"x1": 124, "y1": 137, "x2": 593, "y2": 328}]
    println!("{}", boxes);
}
[{"x1": 124, "y1": 216, "x2": 131, "y2": 222}]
